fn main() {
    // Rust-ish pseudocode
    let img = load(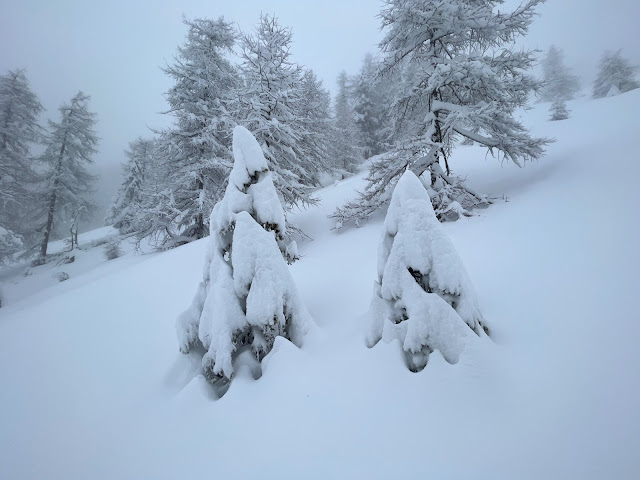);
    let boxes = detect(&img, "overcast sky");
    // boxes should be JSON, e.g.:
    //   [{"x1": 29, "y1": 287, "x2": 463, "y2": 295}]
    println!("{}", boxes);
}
[{"x1": 1, "y1": 0, "x2": 639, "y2": 225}]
